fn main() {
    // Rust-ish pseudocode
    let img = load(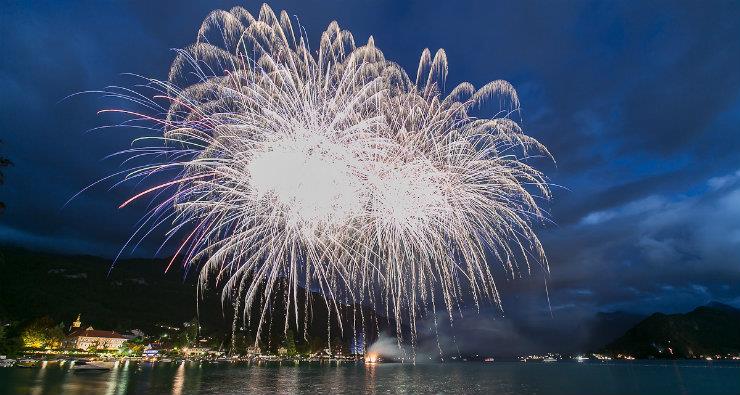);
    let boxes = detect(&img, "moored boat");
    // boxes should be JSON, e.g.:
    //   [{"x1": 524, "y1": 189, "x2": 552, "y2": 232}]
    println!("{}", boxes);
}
[
  {"x1": 0, "y1": 358, "x2": 15, "y2": 367},
  {"x1": 71, "y1": 360, "x2": 111, "y2": 373},
  {"x1": 17, "y1": 359, "x2": 37, "y2": 368}
]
